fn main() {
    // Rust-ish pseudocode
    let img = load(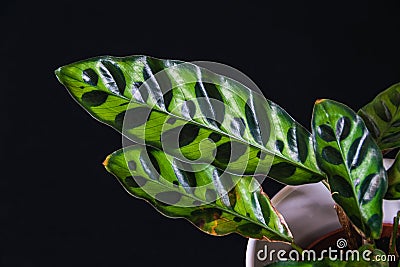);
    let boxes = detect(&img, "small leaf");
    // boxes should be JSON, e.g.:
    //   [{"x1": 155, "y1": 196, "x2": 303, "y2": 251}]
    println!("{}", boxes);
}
[
  {"x1": 385, "y1": 151, "x2": 400, "y2": 199},
  {"x1": 358, "y1": 82, "x2": 400, "y2": 150},
  {"x1": 312, "y1": 99, "x2": 388, "y2": 239},
  {"x1": 104, "y1": 145, "x2": 293, "y2": 242}
]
